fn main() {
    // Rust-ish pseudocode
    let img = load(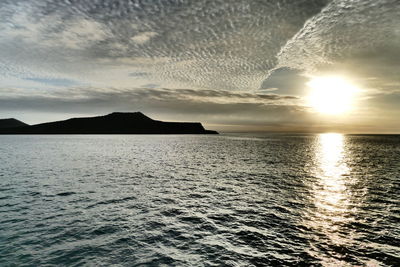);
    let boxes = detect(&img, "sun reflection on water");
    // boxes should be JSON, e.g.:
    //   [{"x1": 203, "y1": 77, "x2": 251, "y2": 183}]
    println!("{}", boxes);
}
[
  {"x1": 315, "y1": 133, "x2": 350, "y2": 214},
  {"x1": 306, "y1": 133, "x2": 355, "y2": 265}
]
